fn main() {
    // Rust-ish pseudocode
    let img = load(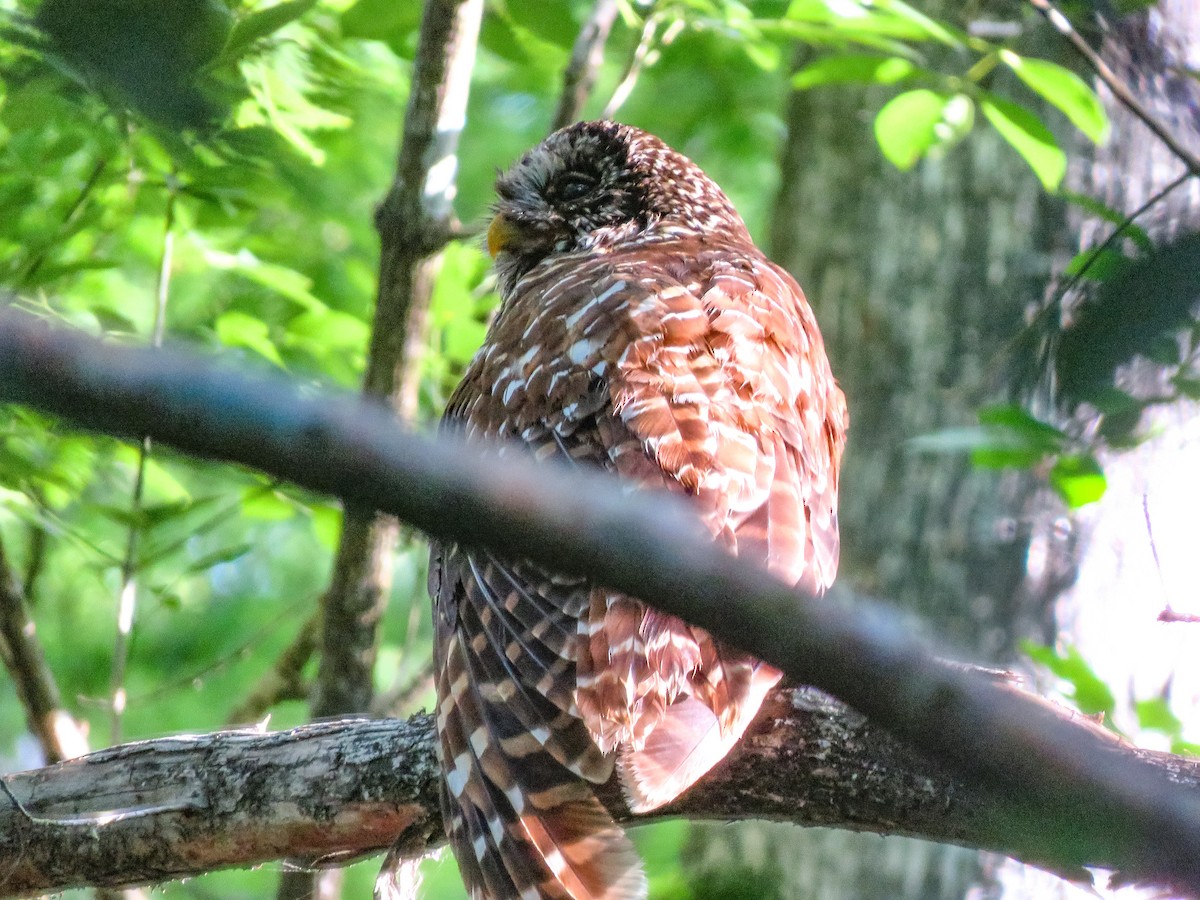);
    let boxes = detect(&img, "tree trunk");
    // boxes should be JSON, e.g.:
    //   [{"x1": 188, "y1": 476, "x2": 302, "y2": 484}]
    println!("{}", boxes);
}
[
  {"x1": 1051, "y1": 0, "x2": 1200, "y2": 851},
  {"x1": 684, "y1": 14, "x2": 1076, "y2": 897}
]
